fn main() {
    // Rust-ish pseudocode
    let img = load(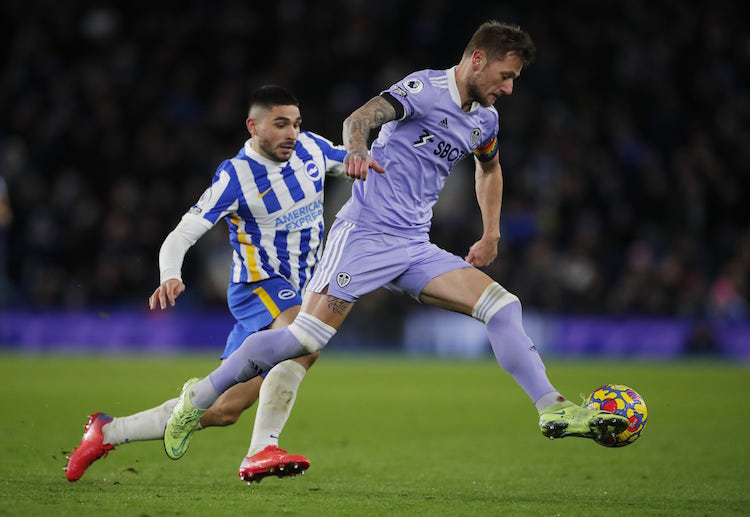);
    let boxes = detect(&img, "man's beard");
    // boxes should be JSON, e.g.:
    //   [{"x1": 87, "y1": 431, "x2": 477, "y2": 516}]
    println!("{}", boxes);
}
[
  {"x1": 259, "y1": 140, "x2": 291, "y2": 162},
  {"x1": 467, "y1": 79, "x2": 493, "y2": 108}
]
